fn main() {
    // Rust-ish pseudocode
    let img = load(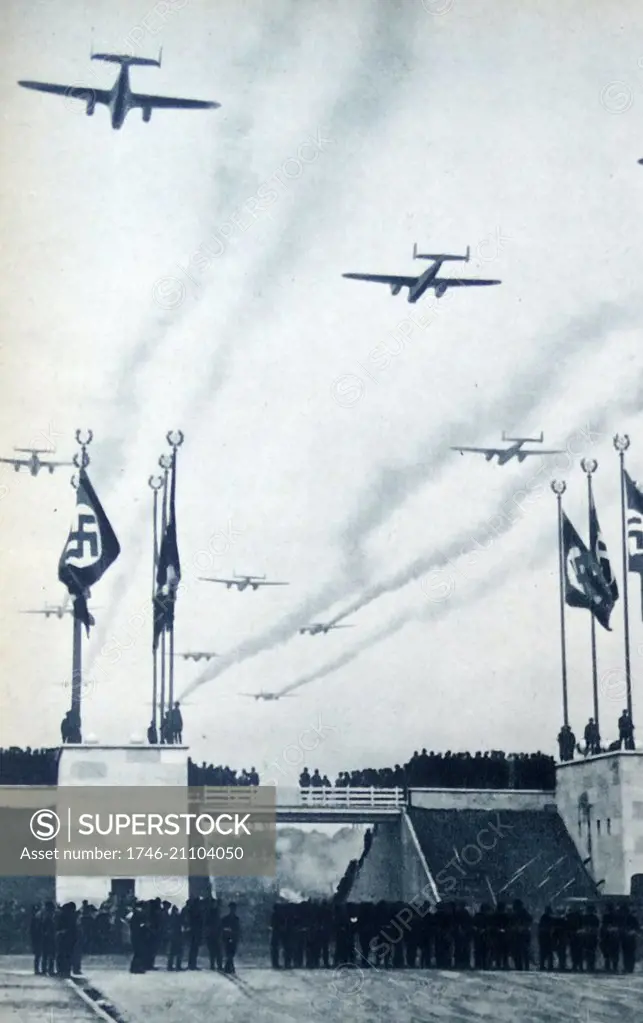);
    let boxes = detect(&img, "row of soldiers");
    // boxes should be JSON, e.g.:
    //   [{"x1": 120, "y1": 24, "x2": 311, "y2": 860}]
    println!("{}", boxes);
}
[
  {"x1": 269, "y1": 899, "x2": 639, "y2": 973},
  {"x1": 30, "y1": 902, "x2": 82, "y2": 978},
  {"x1": 127, "y1": 896, "x2": 241, "y2": 976}
]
